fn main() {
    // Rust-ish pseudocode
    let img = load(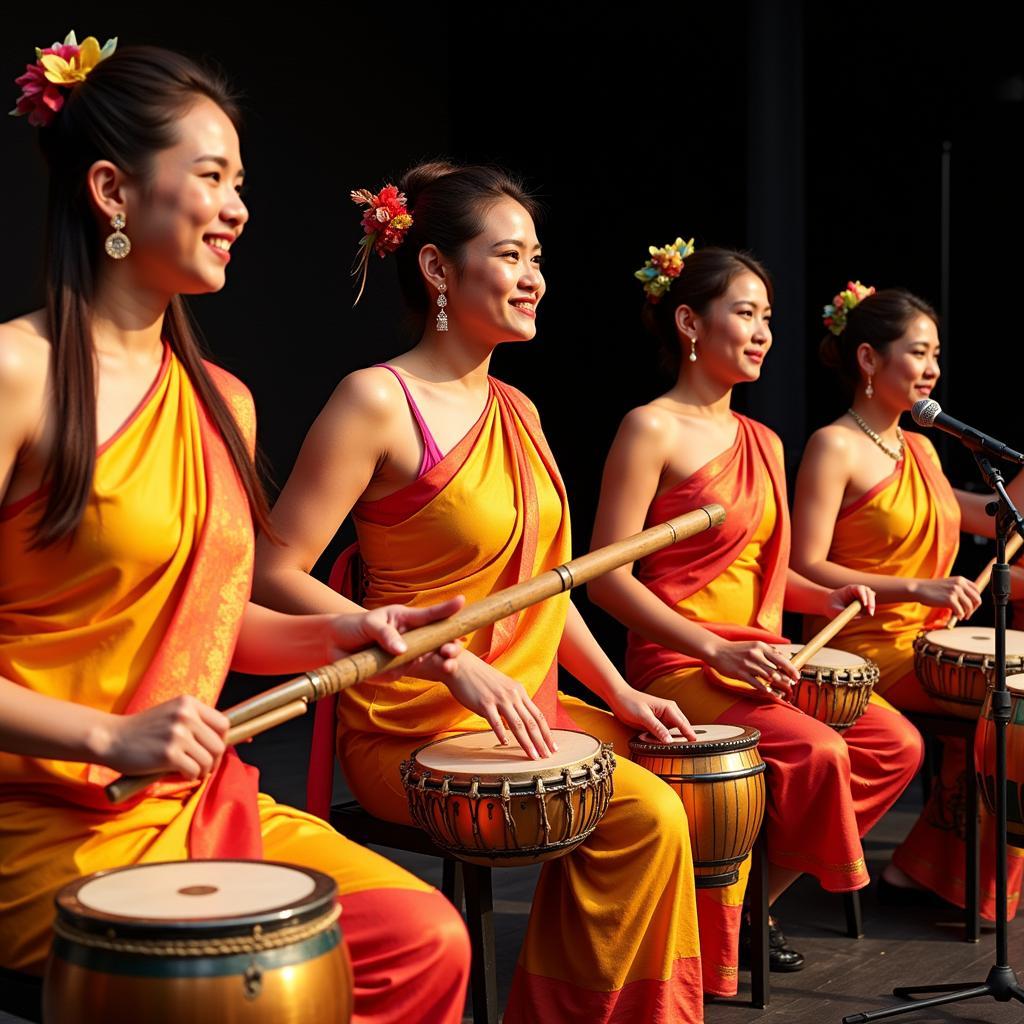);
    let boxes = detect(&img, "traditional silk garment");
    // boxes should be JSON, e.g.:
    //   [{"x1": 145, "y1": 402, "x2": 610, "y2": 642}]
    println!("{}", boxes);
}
[
  {"x1": 317, "y1": 376, "x2": 704, "y2": 1024},
  {"x1": 804, "y1": 432, "x2": 1024, "y2": 921},
  {"x1": 0, "y1": 347, "x2": 469, "y2": 1024},
  {"x1": 625, "y1": 414, "x2": 922, "y2": 995}
]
